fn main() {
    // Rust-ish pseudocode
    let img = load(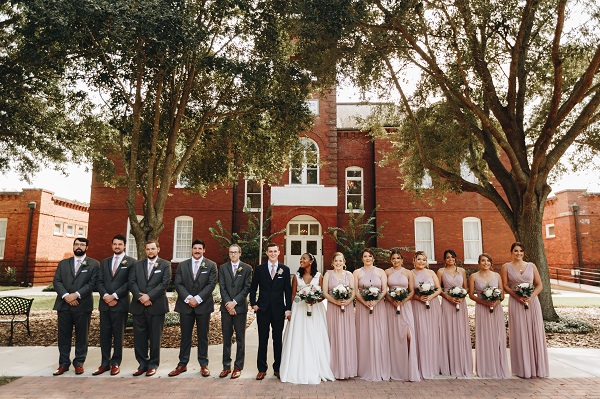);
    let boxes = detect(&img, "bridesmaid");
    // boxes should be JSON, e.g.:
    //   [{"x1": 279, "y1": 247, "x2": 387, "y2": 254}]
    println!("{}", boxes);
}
[
  {"x1": 411, "y1": 251, "x2": 442, "y2": 379},
  {"x1": 437, "y1": 249, "x2": 472, "y2": 377},
  {"x1": 353, "y1": 248, "x2": 390, "y2": 381},
  {"x1": 322, "y1": 252, "x2": 358, "y2": 379},
  {"x1": 385, "y1": 249, "x2": 420, "y2": 382},
  {"x1": 500, "y1": 242, "x2": 549, "y2": 378},
  {"x1": 468, "y1": 253, "x2": 509, "y2": 378}
]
